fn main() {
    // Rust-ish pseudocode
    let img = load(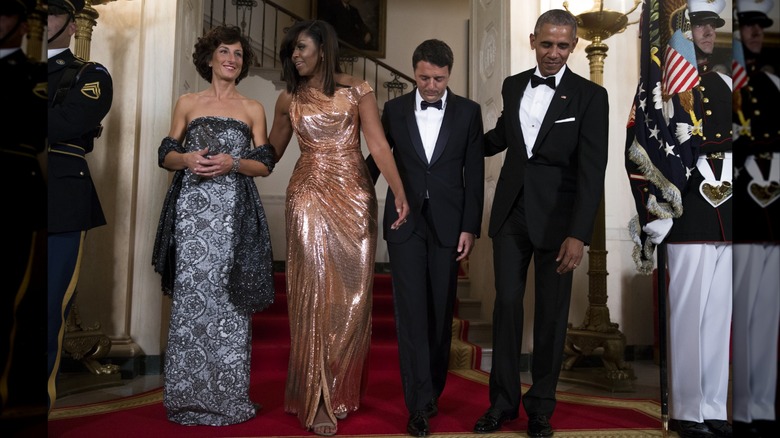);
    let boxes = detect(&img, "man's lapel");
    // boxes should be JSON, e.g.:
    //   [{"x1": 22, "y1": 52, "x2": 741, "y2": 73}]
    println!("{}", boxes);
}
[
  {"x1": 429, "y1": 90, "x2": 455, "y2": 166},
  {"x1": 532, "y1": 69, "x2": 575, "y2": 154}
]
